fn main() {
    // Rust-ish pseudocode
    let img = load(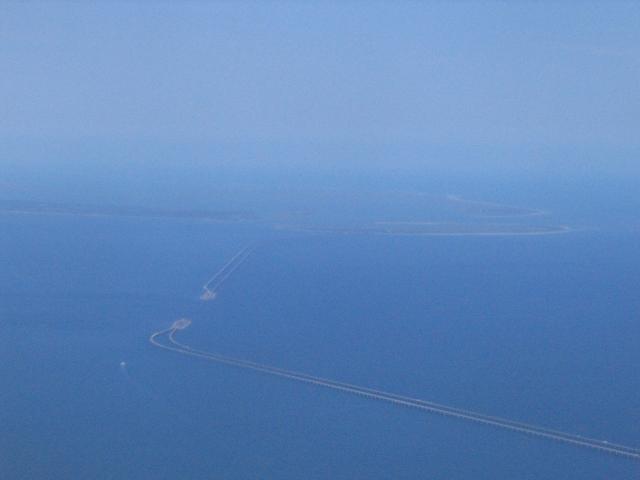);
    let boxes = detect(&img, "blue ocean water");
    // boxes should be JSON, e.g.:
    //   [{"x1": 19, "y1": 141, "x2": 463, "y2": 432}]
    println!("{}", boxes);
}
[{"x1": 1, "y1": 184, "x2": 639, "y2": 479}]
